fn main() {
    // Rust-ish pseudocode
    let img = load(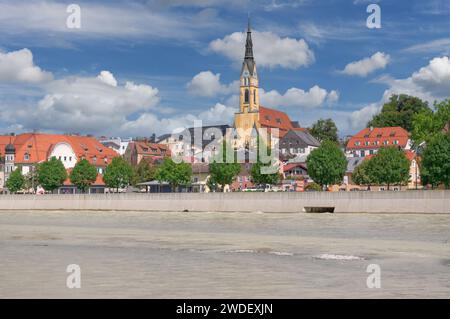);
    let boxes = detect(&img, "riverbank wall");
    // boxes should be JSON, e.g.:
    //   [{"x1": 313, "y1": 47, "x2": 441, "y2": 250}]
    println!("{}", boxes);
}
[{"x1": 0, "y1": 191, "x2": 448, "y2": 214}]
